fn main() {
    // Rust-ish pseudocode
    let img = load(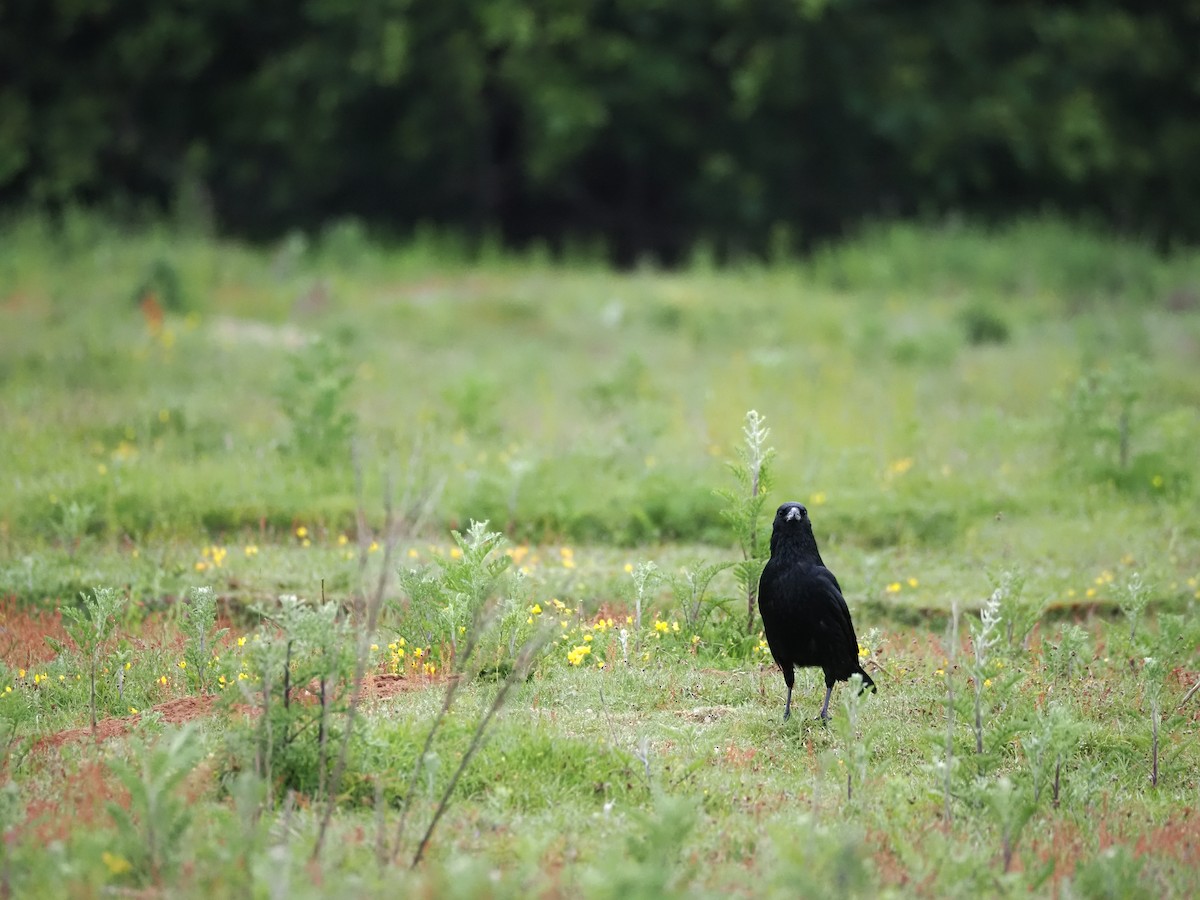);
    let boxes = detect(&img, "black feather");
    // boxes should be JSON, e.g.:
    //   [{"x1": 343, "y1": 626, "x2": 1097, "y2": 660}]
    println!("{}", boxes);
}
[{"x1": 758, "y1": 501, "x2": 876, "y2": 721}]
